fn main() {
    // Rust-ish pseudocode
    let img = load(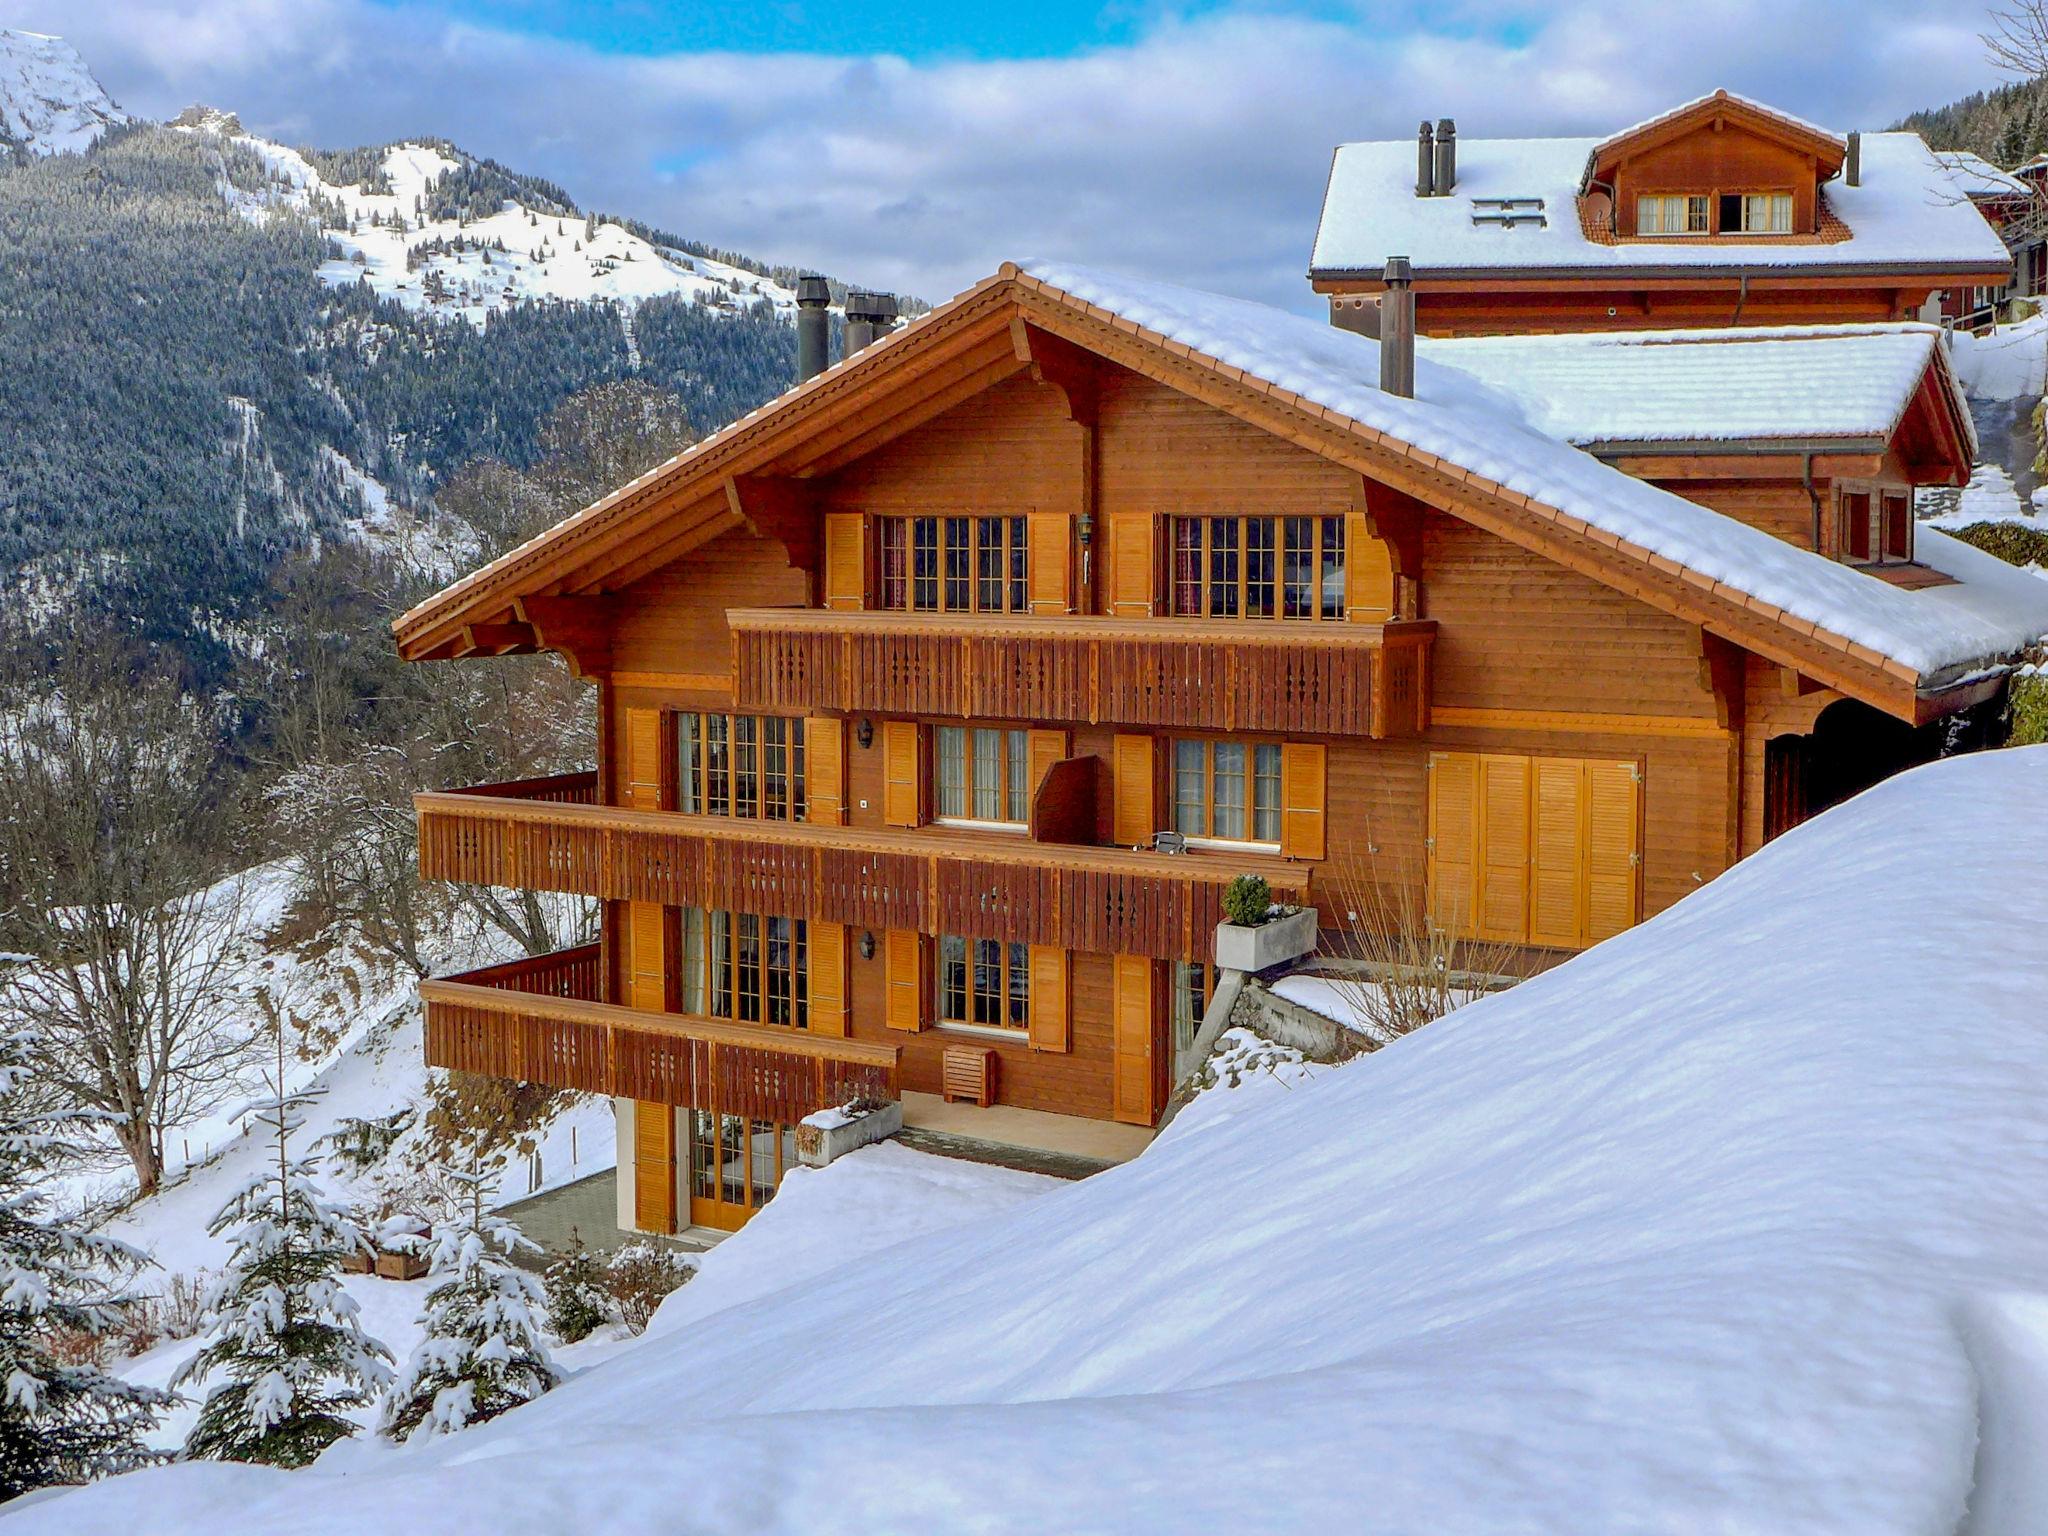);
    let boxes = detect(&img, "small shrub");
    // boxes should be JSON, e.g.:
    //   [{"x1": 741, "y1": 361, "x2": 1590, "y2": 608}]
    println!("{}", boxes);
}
[
  {"x1": 158, "y1": 1271, "x2": 214, "y2": 1341},
  {"x1": 543, "y1": 1232, "x2": 610, "y2": 1345},
  {"x1": 1222, "y1": 873, "x2": 1274, "y2": 928},
  {"x1": 605, "y1": 1241, "x2": 694, "y2": 1335},
  {"x1": 42, "y1": 1322, "x2": 112, "y2": 1370},
  {"x1": 113, "y1": 1299, "x2": 163, "y2": 1359},
  {"x1": 2011, "y1": 670, "x2": 2048, "y2": 747},
  {"x1": 328, "y1": 1110, "x2": 414, "y2": 1178},
  {"x1": 1946, "y1": 521, "x2": 2048, "y2": 570}
]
